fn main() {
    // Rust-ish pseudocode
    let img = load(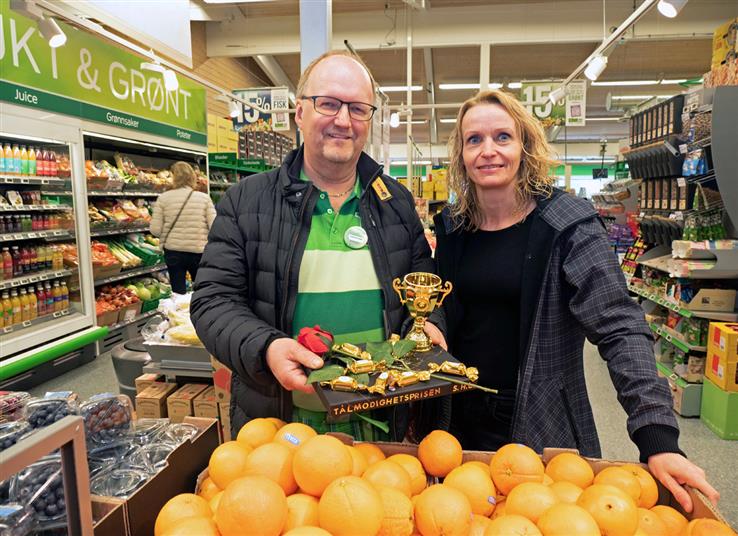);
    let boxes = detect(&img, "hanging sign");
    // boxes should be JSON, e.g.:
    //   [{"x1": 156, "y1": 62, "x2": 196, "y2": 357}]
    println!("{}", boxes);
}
[
  {"x1": 0, "y1": 2, "x2": 207, "y2": 144},
  {"x1": 565, "y1": 80, "x2": 587, "y2": 127},
  {"x1": 232, "y1": 87, "x2": 290, "y2": 132}
]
